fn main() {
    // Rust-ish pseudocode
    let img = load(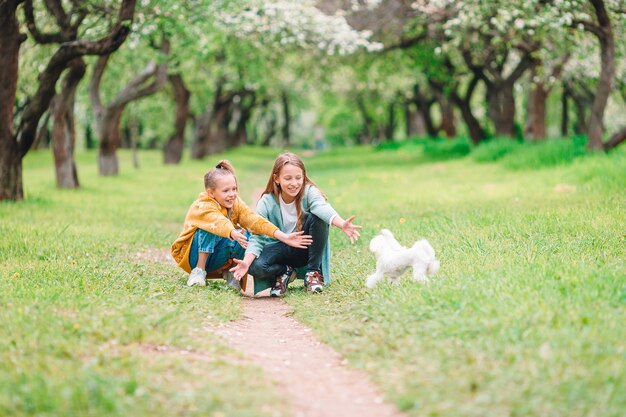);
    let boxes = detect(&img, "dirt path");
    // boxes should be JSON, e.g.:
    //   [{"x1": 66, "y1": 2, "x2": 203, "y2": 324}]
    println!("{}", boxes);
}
[{"x1": 211, "y1": 297, "x2": 405, "y2": 417}]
